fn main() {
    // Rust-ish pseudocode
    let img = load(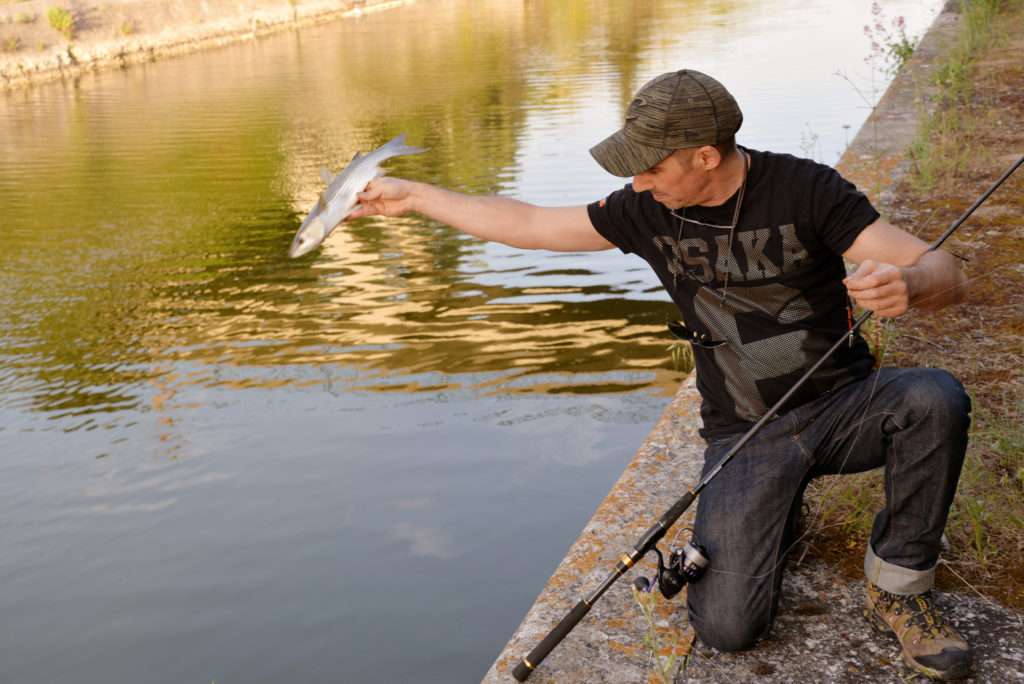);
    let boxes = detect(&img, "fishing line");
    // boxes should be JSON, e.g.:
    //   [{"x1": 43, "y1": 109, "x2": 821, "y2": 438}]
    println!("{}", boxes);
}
[
  {"x1": 704, "y1": 338, "x2": 891, "y2": 582},
  {"x1": 703, "y1": 253, "x2": 1022, "y2": 583}
]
